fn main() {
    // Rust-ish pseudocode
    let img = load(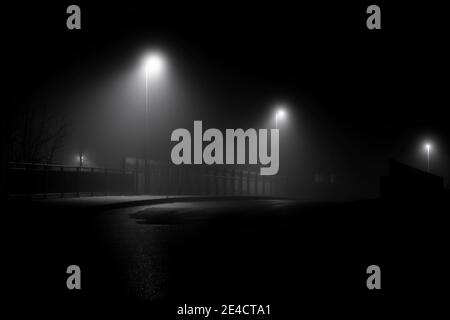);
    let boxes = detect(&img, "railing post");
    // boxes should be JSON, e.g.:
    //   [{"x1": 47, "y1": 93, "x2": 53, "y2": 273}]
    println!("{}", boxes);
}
[
  {"x1": 147, "y1": 160, "x2": 150, "y2": 195},
  {"x1": 231, "y1": 168, "x2": 235, "y2": 196},
  {"x1": 215, "y1": 167, "x2": 219, "y2": 195},
  {"x1": 60, "y1": 166, "x2": 64, "y2": 198},
  {"x1": 190, "y1": 166, "x2": 194, "y2": 195},
  {"x1": 202, "y1": 167, "x2": 205, "y2": 195},
  {"x1": 161, "y1": 164, "x2": 165, "y2": 195},
  {"x1": 27, "y1": 164, "x2": 31, "y2": 198},
  {"x1": 223, "y1": 168, "x2": 227, "y2": 195},
  {"x1": 269, "y1": 176, "x2": 273, "y2": 196},
  {"x1": 177, "y1": 166, "x2": 181, "y2": 195},
  {"x1": 241, "y1": 170, "x2": 245, "y2": 195},
  {"x1": 135, "y1": 160, "x2": 139, "y2": 195},
  {"x1": 209, "y1": 167, "x2": 214, "y2": 195},
  {"x1": 120, "y1": 169, "x2": 124, "y2": 196},
  {"x1": 91, "y1": 168, "x2": 95, "y2": 197},
  {"x1": 260, "y1": 176, "x2": 266, "y2": 196},
  {"x1": 105, "y1": 168, "x2": 108, "y2": 196},
  {"x1": 167, "y1": 166, "x2": 171, "y2": 196},
  {"x1": 254, "y1": 171, "x2": 258, "y2": 196},
  {"x1": 76, "y1": 166, "x2": 80, "y2": 197},
  {"x1": 43, "y1": 164, "x2": 48, "y2": 199},
  {"x1": 246, "y1": 171, "x2": 250, "y2": 195}
]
